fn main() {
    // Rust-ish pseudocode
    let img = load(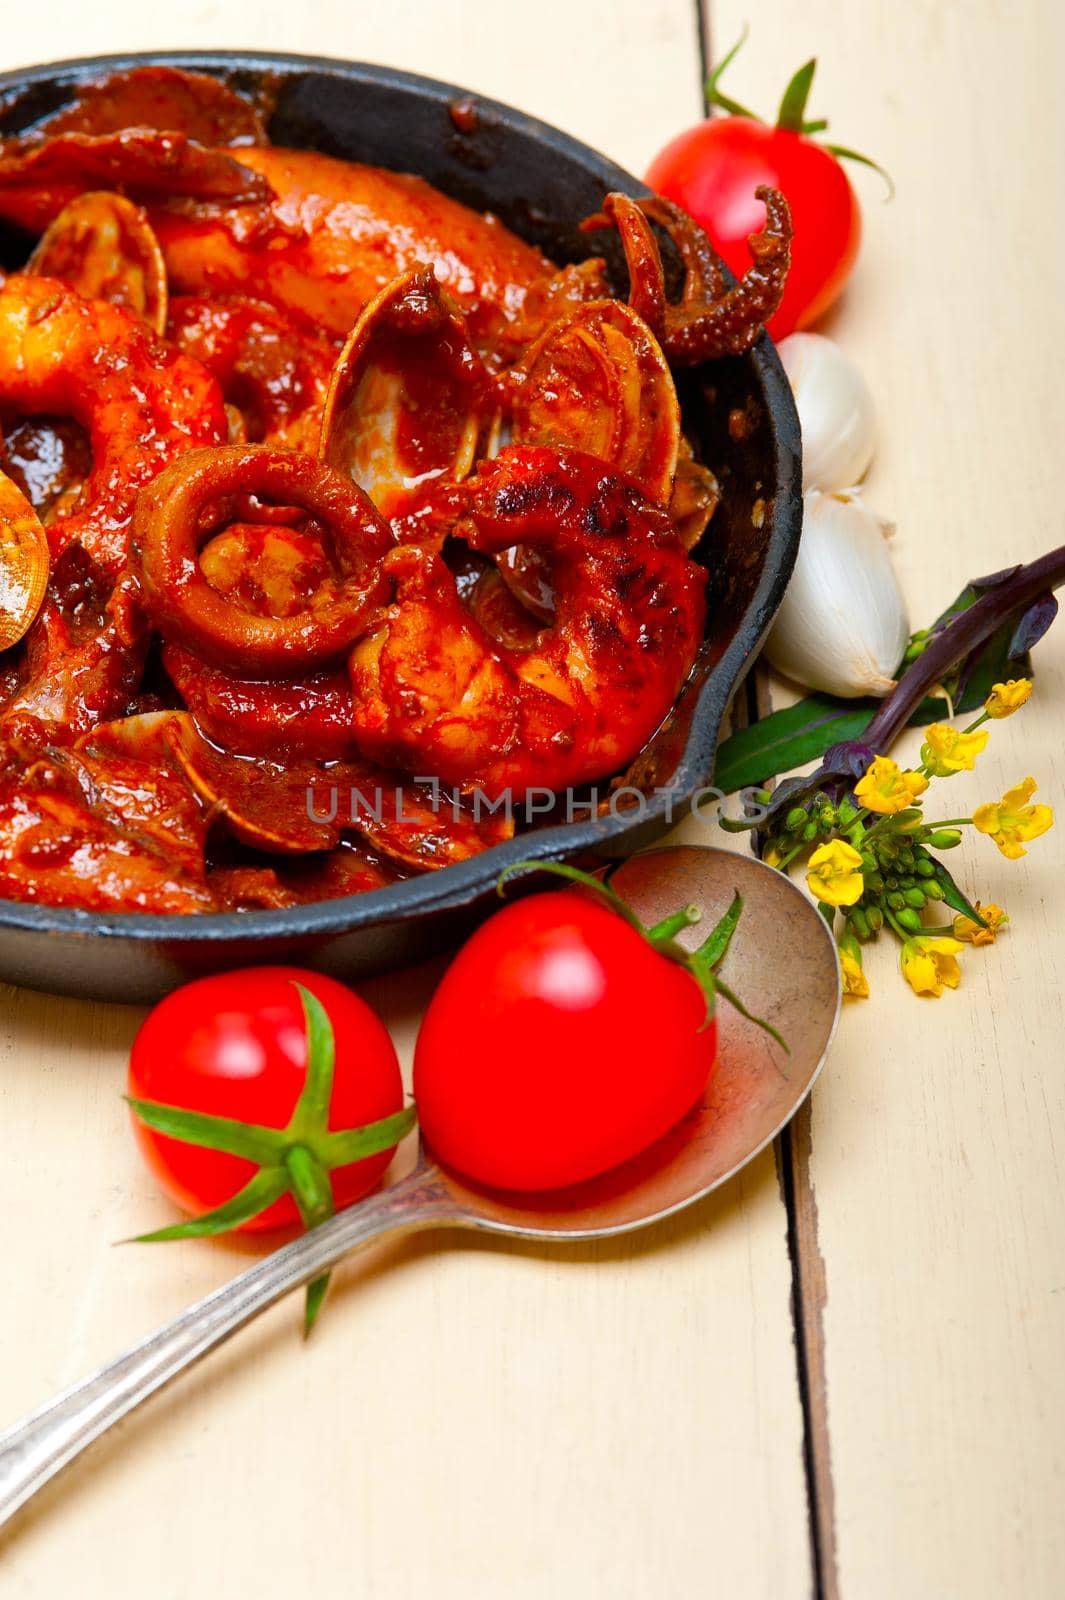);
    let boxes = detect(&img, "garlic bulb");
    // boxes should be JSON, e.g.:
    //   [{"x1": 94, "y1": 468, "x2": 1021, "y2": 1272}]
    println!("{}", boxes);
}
[
  {"x1": 765, "y1": 490, "x2": 908, "y2": 698},
  {"x1": 778, "y1": 332, "x2": 876, "y2": 491}
]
